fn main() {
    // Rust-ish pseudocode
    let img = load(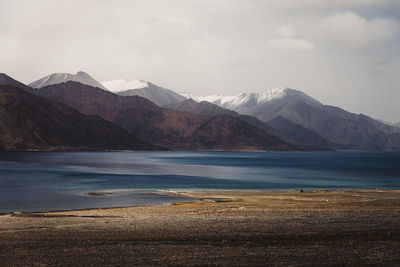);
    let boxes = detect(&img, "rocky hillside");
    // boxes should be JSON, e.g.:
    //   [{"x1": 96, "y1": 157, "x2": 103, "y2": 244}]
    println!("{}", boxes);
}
[{"x1": 0, "y1": 84, "x2": 158, "y2": 151}]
